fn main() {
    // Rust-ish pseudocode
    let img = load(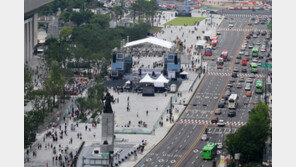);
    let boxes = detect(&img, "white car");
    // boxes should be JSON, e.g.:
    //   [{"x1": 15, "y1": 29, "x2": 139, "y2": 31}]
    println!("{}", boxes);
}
[
  {"x1": 229, "y1": 23, "x2": 234, "y2": 28},
  {"x1": 217, "y1": 120, "x2": 225, "y2": 127},
  {"x1": 201, "y1": 134, "x2": 208, "y2": 141}
]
